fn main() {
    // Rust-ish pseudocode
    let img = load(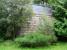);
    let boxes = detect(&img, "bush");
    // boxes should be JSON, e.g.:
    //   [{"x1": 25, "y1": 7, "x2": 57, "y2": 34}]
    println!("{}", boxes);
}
[{"x1": 15, "y1": 32, "x2": 57, "y2": 47}]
